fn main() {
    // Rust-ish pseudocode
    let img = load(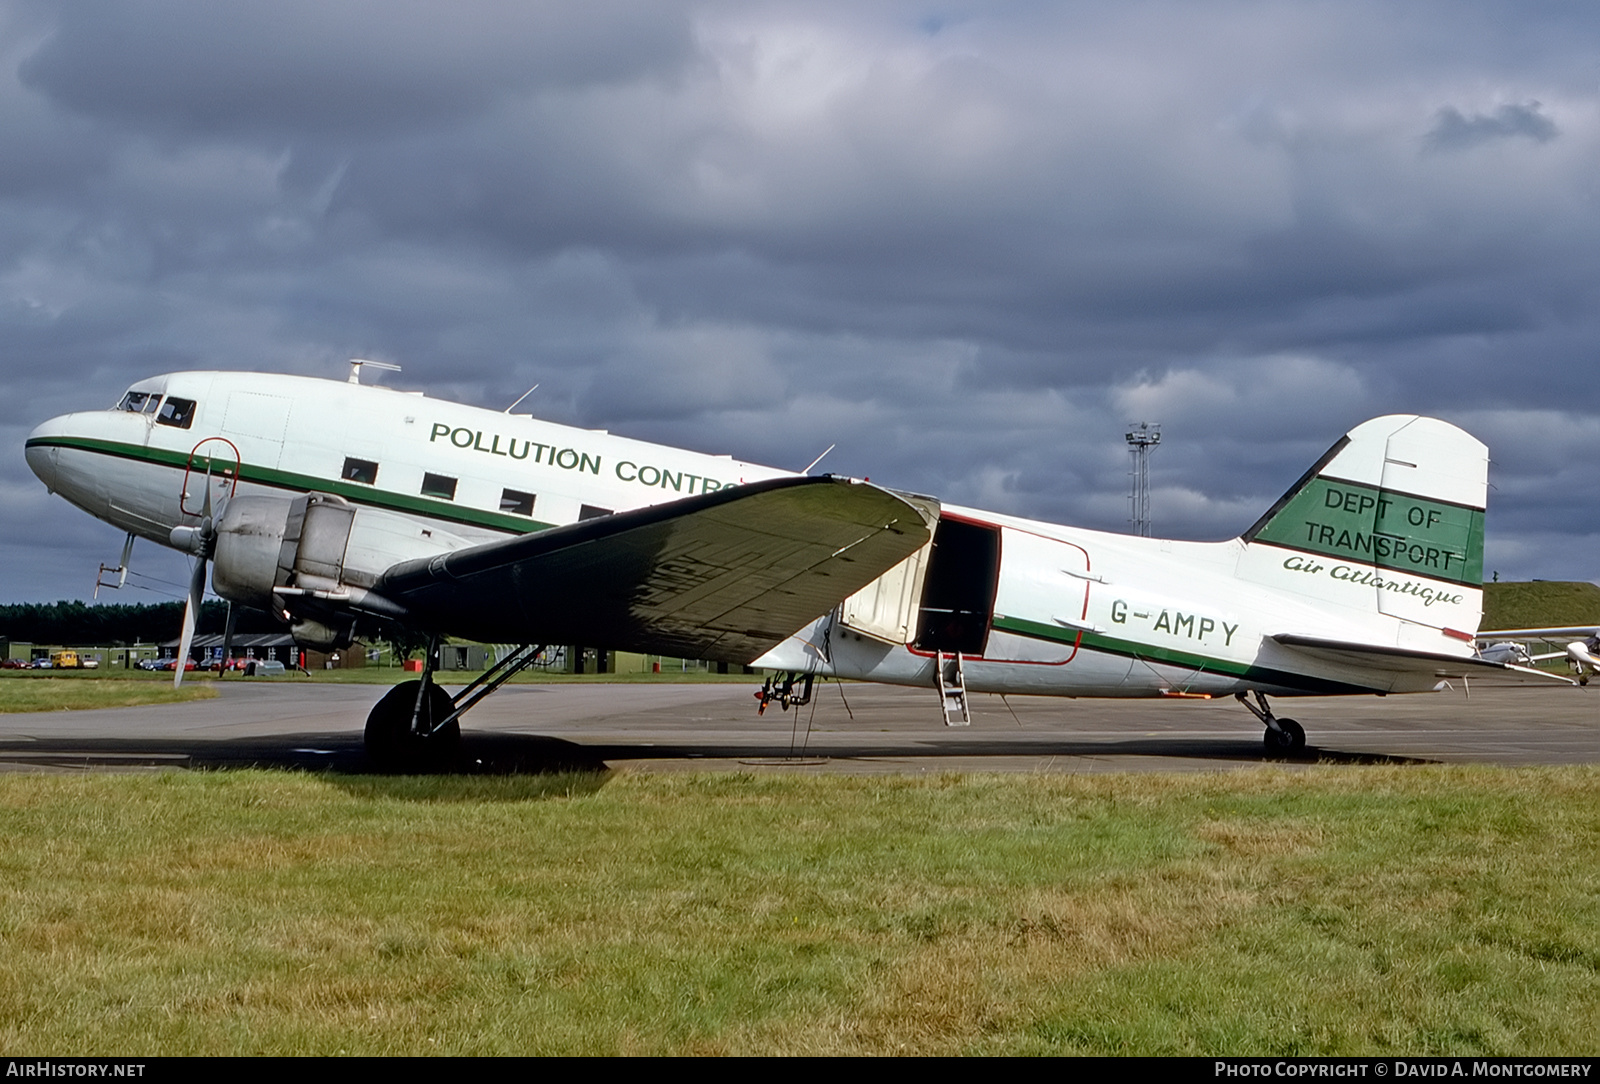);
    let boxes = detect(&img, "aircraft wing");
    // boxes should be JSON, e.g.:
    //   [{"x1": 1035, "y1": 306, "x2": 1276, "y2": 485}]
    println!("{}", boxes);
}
[
  {"x1": 378, "y1": 475, "x2": 940, "y2": 664},
  {"x1": 1272, "y1": 634, "x2": 1578, "y2": 688}
]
